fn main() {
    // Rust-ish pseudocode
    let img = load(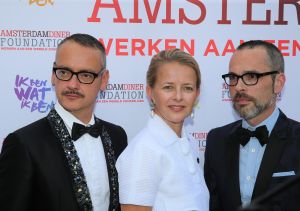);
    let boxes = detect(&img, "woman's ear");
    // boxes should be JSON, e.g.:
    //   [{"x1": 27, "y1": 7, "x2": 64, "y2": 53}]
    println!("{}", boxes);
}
[{"x1": 146, "y1": 85, "x2": 154, "y2": 103}]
